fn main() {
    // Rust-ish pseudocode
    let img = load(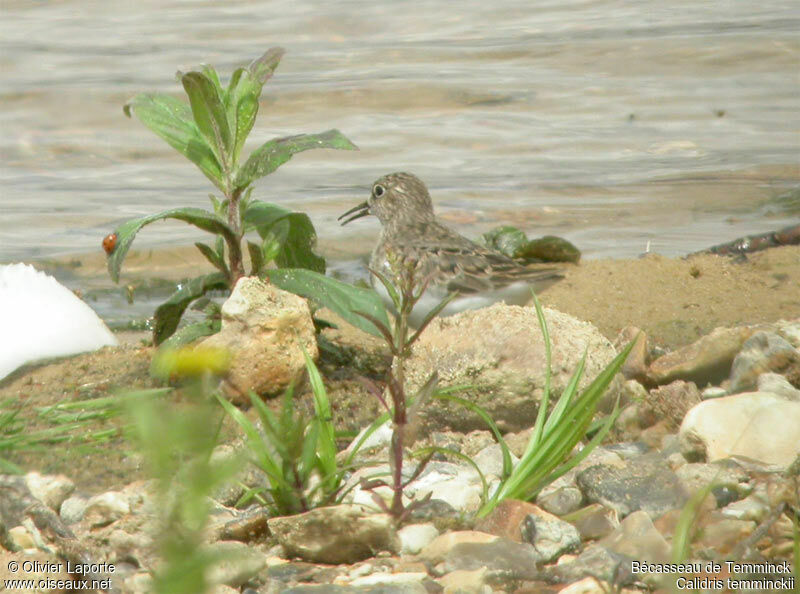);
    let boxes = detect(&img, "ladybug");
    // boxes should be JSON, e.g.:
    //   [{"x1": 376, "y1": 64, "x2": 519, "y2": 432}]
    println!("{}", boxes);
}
[{"x1": 102, "y1": 233, "x2": 118, "y2": 255}]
